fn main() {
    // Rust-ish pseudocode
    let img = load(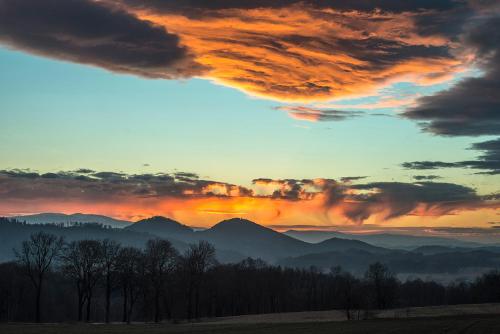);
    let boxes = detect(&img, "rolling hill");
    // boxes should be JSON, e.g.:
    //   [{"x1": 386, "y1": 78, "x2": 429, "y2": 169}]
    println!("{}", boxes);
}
[
  {"x1": 284, "y1": 230, "x2": 482, "y2": 249},
  {"x1": 125, "y1": 216, "x2": 194, "y2": 239}
]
